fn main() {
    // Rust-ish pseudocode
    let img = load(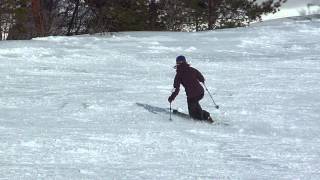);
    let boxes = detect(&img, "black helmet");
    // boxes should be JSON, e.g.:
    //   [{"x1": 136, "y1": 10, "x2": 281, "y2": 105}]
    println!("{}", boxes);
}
[{"x1": 176, "y1": 55, "x2": 187, "y2": 65}]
